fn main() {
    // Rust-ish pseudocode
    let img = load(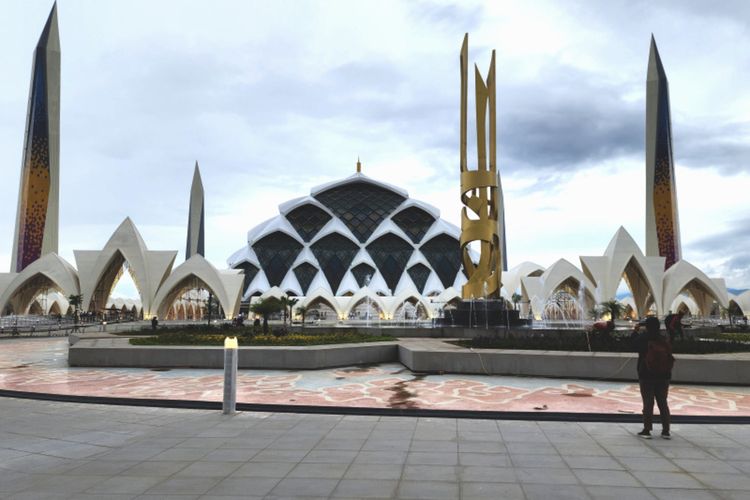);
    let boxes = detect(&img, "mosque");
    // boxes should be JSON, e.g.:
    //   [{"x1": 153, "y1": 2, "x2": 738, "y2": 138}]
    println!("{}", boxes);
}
[{"x1": 1, "y1": 5, "x2": 747, "y2": 324}]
